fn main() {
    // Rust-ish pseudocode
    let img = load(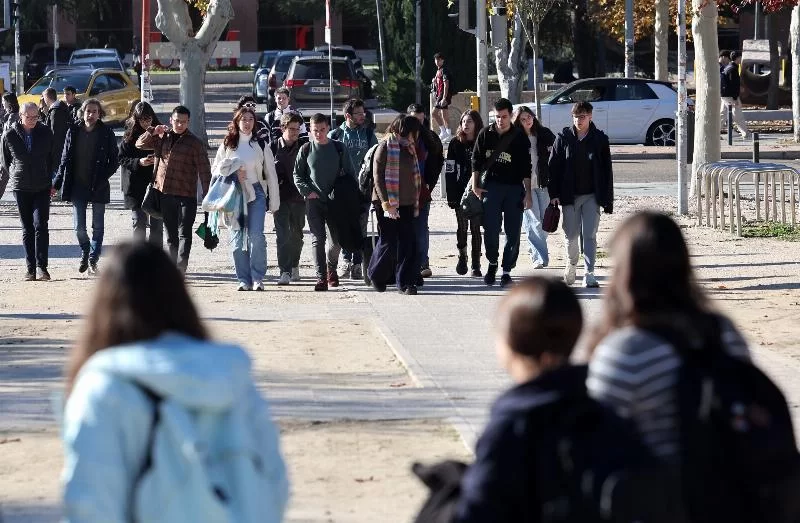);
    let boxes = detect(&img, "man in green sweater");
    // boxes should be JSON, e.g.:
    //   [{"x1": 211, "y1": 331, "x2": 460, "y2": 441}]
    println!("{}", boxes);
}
[{"x1": 293, "y1": 113, "x2": 355, "y2": 291}]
